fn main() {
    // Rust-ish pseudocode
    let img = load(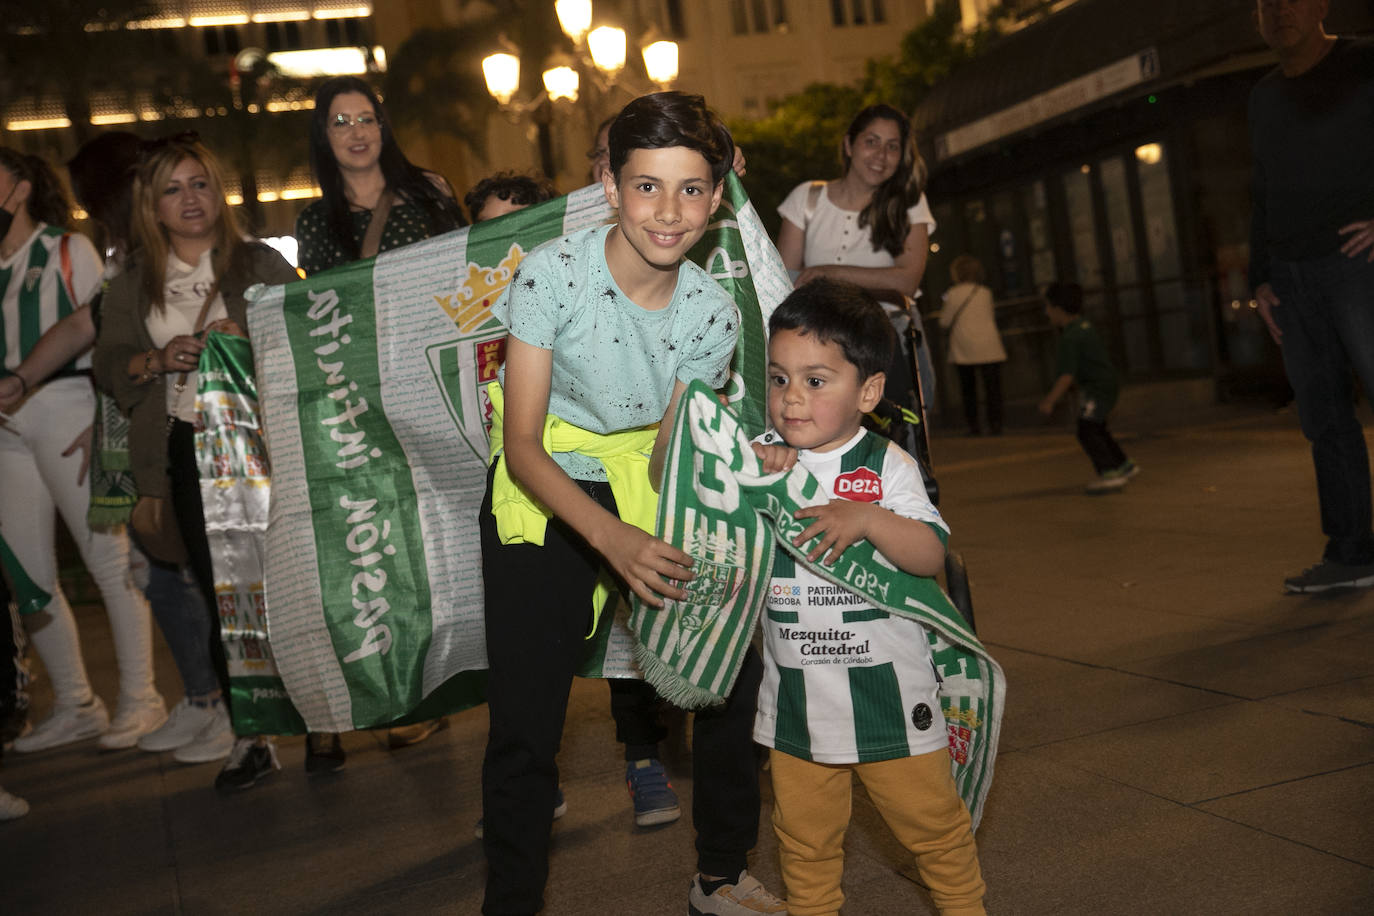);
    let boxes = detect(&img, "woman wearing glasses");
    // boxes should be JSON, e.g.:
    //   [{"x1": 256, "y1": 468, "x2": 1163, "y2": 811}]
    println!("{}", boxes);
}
[
  {"x1": 293, "y1": 77, "x2": 465, "y2": 771},
  {"x1": 294, "y1": 76, "x2": 466, "y2": 275}
]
